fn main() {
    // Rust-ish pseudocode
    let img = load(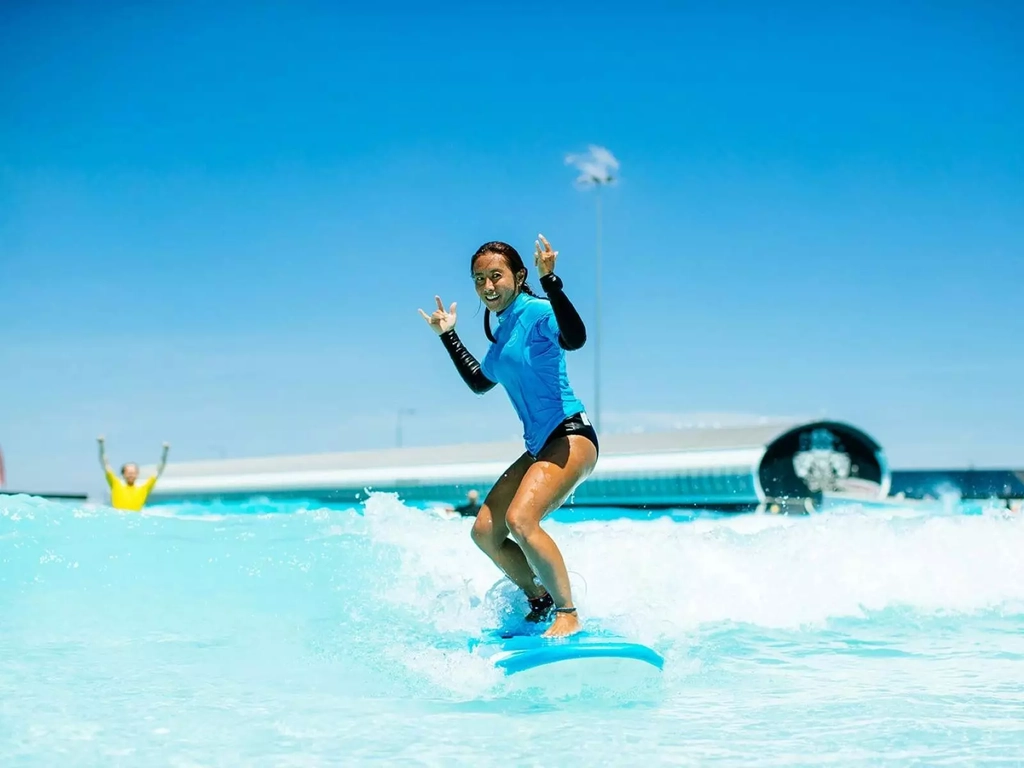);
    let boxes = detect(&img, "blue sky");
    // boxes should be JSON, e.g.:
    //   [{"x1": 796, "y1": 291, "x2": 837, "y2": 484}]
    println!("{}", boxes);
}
[{"x1": 1, "y1": 0, "x2": 1021, "y2": 494}]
